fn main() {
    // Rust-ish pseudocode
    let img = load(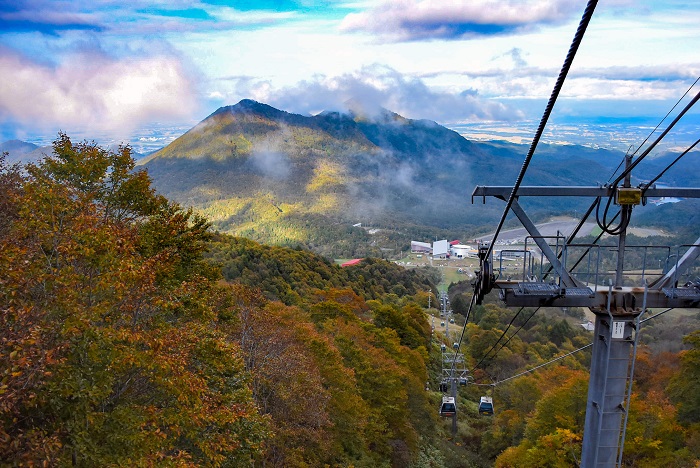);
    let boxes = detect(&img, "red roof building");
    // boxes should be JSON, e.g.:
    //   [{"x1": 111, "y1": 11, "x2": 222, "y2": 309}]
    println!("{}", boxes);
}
[{"x1": 341, "y1": 258, "x2": 363, "y2": 267}]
